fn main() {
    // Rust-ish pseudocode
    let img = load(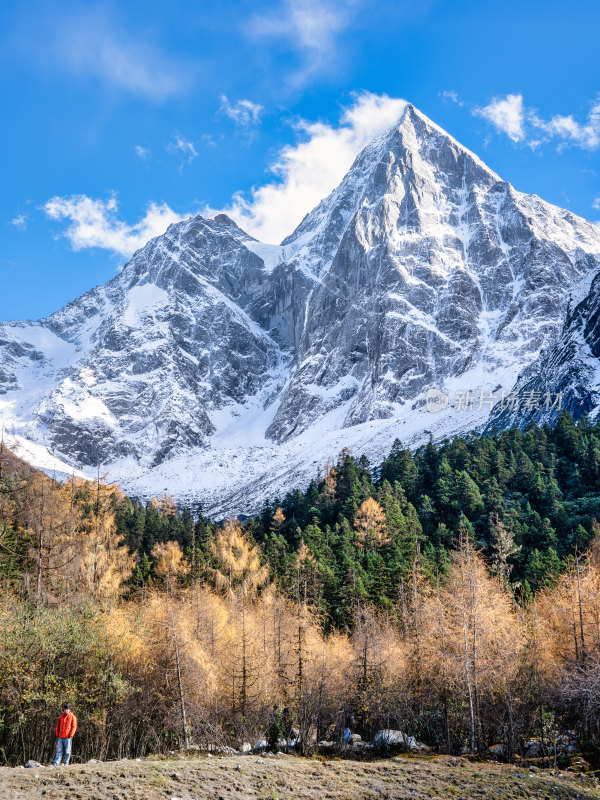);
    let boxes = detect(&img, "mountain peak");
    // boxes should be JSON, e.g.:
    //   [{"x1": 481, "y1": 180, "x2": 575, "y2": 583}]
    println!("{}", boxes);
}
[
  {"x1": 3, "y1": 106, "x2": 600, "y2": 515},
  {"x1": 280, "y1": 100, "x2": 500, "y2": 276},
  {"x1": 390, "y1": 101, "x2": 501, "y2": 181}
]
